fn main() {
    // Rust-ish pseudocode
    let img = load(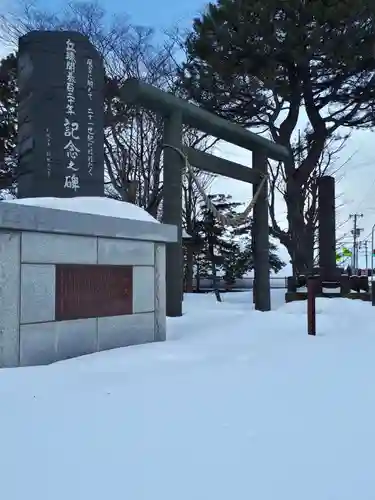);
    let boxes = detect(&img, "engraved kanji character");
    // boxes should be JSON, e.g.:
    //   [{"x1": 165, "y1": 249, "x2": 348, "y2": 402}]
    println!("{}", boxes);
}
[
  {"x1": 64, "y1": 118, "x2": 80, "y2": 140},
  {"x1": 66, "y1": 52, "x2": 76, "y2": 63},
  {"x1": 66, "y1": 39, "x2": 76, "y2": 52},
  {"x1": 64, "y1": 140, "x2": 80, "y2": 159},
  {"x1": 67, "y1": 160, "x2": 79, "y2": 172},
  {"x1": 64, "y1": 174, "x2": 80, "y2": 191},
  {"x1": 66, "y1": 104, "x2": 75, "y2": 116},
  {"x1": 66, "y1": 61, "x2": 75, "y2": 72},
  {"x1": 67, "y1": 73, "x2": 76, "y2": 84},
  {"x1": 67, "y1": 81, "x2": 75, "y2": 94}
]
